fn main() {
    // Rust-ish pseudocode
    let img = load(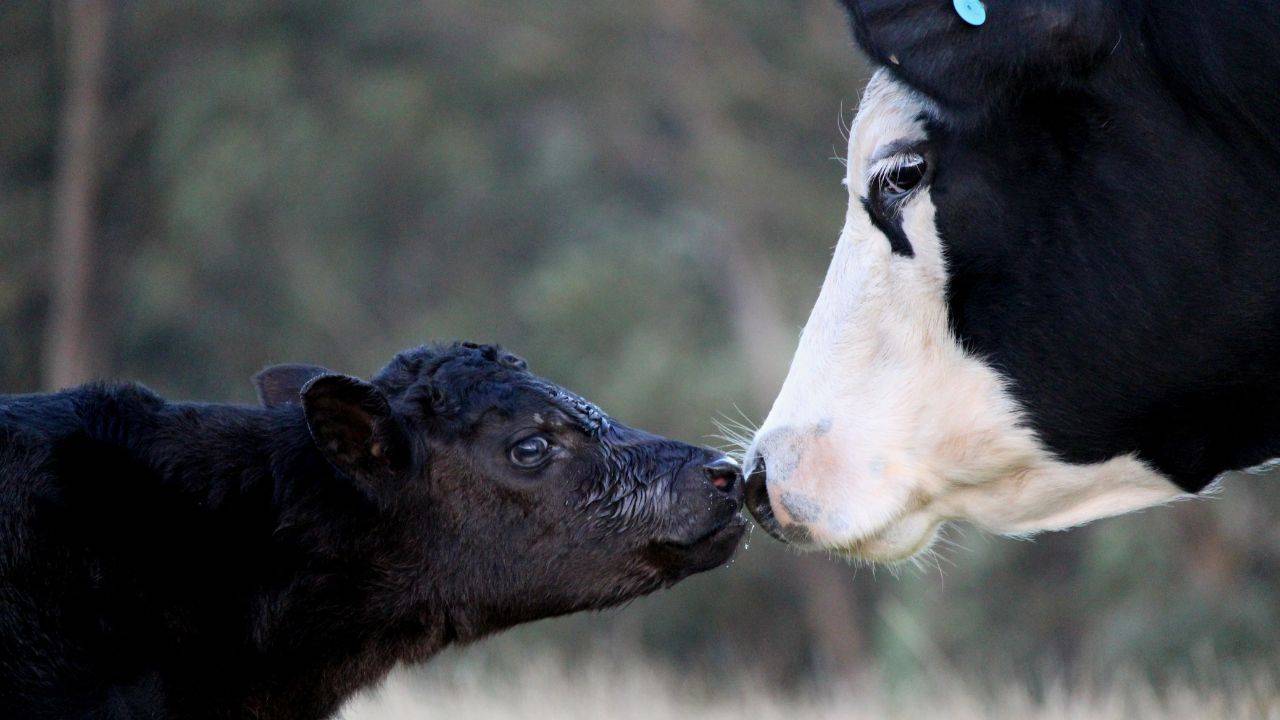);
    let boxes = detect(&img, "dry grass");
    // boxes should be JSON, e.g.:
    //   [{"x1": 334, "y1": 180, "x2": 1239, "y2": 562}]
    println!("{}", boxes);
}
[{"x1": 339, "y1": 648, "x2": 1280, "y2": 720}]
